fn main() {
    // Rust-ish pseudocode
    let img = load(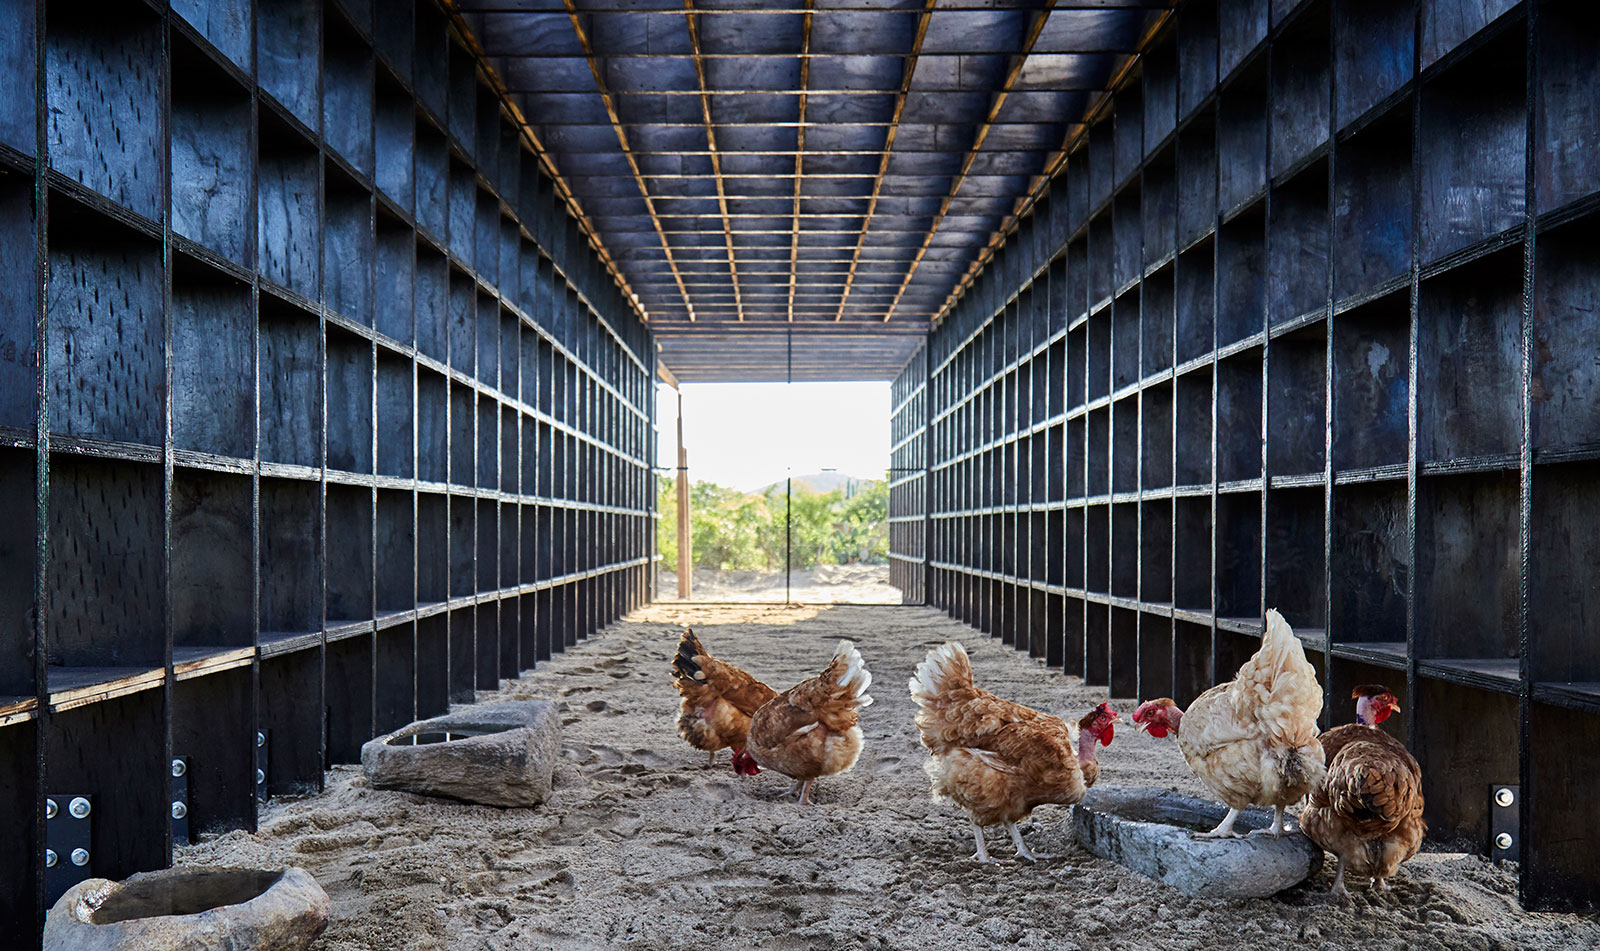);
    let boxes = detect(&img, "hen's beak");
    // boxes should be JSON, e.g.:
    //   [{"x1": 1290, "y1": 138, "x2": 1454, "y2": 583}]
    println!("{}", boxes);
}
[{"x1": 1133, "y1": 719, "x2": 1150, "y2": 734}]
